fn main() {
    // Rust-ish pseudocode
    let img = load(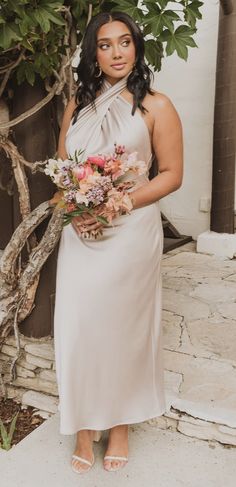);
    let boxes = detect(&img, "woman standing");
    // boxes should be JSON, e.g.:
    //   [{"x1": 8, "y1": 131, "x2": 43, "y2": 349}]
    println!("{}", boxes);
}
[{"x1": 52, "y1": 11, "x2": 183, "y2": 474}]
